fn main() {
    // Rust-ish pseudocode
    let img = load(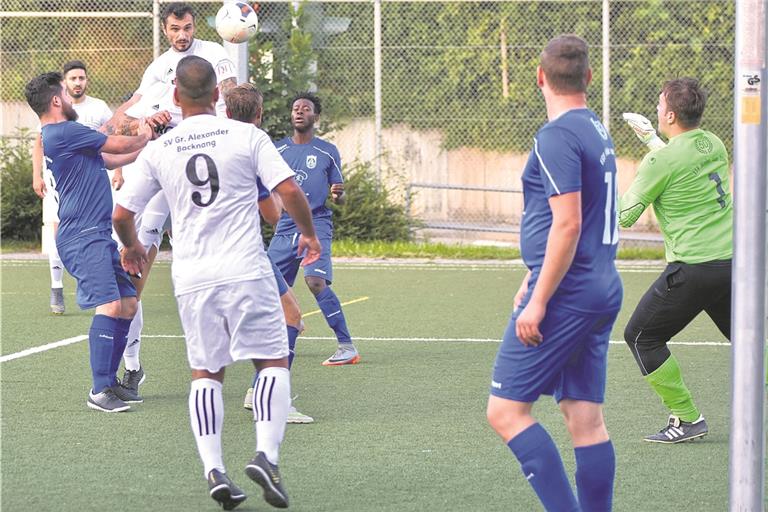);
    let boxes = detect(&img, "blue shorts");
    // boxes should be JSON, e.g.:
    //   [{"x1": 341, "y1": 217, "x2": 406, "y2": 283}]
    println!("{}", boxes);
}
[
  {"x1": 269, "y1": 257, "x2": 289, "y2": 296},
  {"x1": 58, "y1": 231, "x2": 137, "y2": 309},
  {"x1": 267, "y1": 233, "x2": 333, "y2": 286},
  {"x1": 491, "y1": 305, "x2": 619, "y2": 404}
]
